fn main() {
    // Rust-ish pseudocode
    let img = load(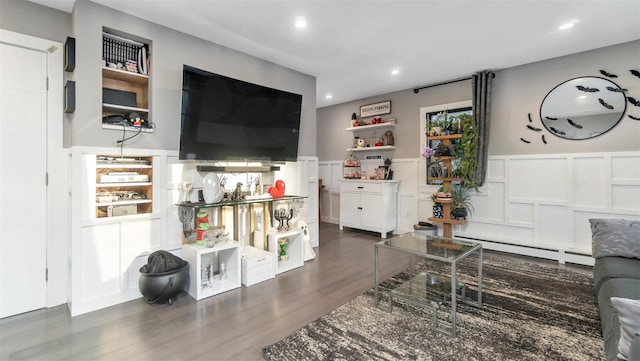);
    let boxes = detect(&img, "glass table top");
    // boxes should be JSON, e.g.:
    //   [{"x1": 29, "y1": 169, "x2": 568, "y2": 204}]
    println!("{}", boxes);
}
[{"x1": 375, "y1": 232, "x2": 481, "y2": 261}]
